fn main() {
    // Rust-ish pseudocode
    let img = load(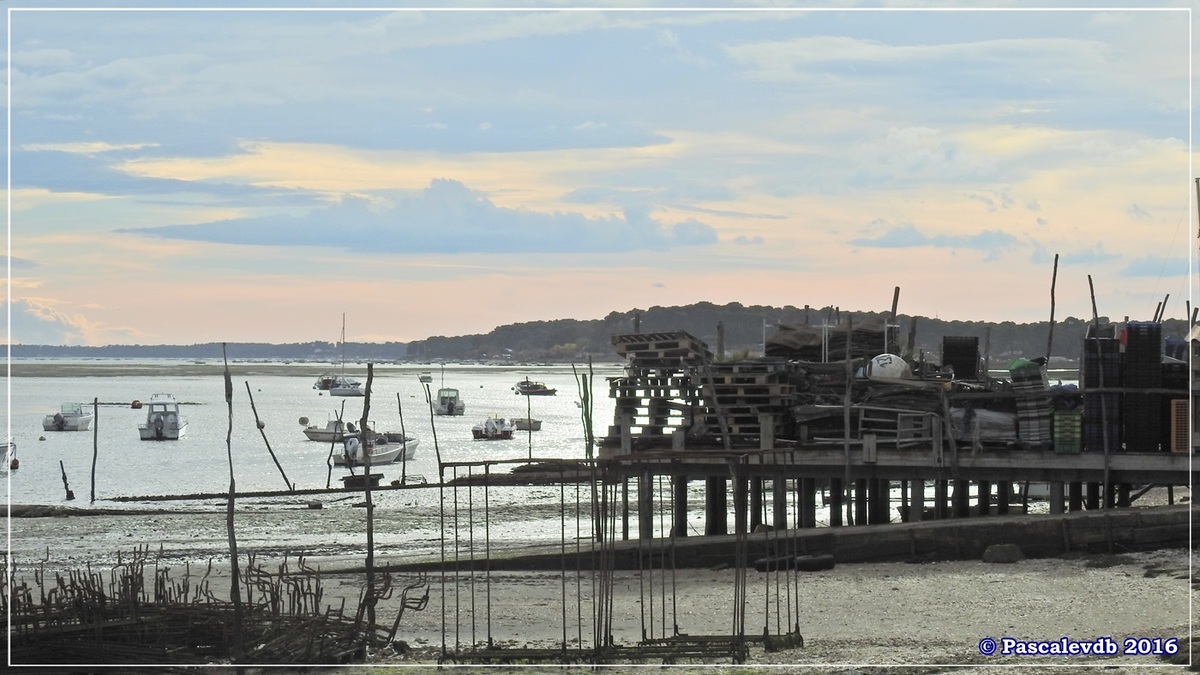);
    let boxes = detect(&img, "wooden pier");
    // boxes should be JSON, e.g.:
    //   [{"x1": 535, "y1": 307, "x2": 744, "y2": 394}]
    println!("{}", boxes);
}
[{"x1": 597, "y1": 328, "x2": 1196, "y2": 537}]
